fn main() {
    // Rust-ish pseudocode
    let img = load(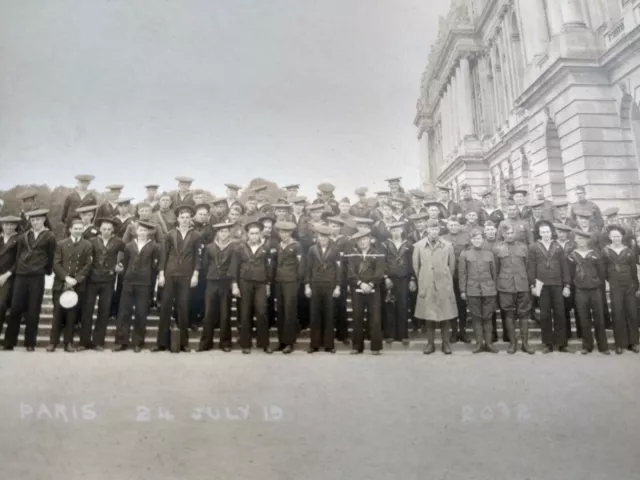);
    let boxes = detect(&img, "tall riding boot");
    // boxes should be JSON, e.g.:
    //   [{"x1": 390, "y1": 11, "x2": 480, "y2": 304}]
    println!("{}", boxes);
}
[
  {"x1": 484, "y1": 319, "x2": 499, "y2": 353},
  {"x1": 441, "y1": 322, "x2": 452, "y2": 355},
  {"x1": 520, "y1": 317, "x2": 535, "y2": 354},
  {"x1": 506, "y1": 314, "x2": 518, "y2": 354},
  {"x1": 423, "y1": 322, "x2": 436, "y2": 355},
  {"x1": 472, "y1": 318, "x2": 483, "y2": 353}
]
